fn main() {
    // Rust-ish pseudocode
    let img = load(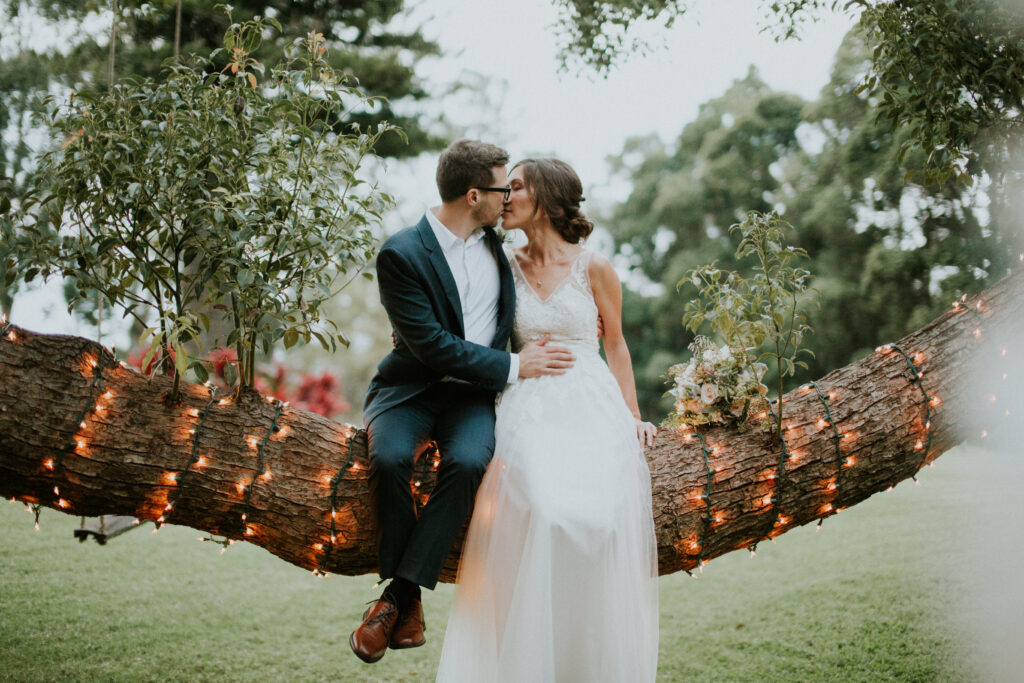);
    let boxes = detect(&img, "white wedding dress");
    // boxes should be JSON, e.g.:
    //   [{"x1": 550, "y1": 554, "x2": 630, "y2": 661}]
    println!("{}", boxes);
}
[{"x1": 436, "y1": 249, "x2": 659, "y2": 683}]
